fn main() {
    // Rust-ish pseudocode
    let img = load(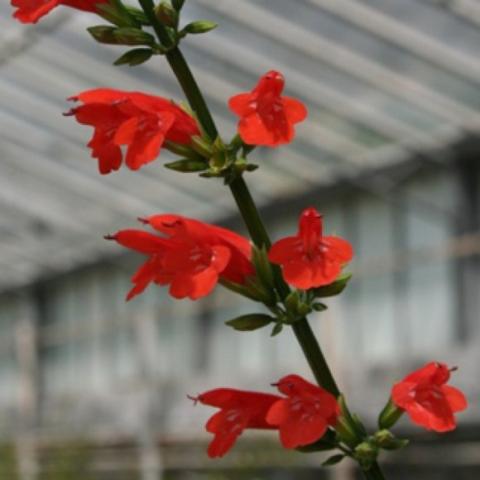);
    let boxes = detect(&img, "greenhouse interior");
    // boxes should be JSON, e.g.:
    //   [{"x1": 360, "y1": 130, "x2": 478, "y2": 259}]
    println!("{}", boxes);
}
[{"x1": 0, "y1": 0, "x2": 479, "y2": 479}]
